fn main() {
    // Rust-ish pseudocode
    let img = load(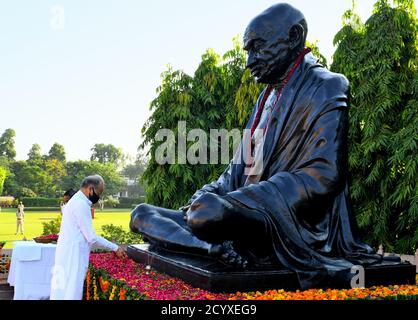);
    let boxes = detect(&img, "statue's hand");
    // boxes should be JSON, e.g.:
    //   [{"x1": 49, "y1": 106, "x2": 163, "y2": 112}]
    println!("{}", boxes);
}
[
  {"x1": 179, "y1": 182, "x2": 219, "y2": 212},
  {"x1": 185, "y1": 193, "x2": 237, "y2": 239},
  {"x1": 179, "y1": 204, "x2": 191, "y2": 212},
  {"x1": 187, "y1": 193, "x2": 229, "y2": 225},
  {"x1": 179, "y1": 193, "x2": 201, "y2": 212}
]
